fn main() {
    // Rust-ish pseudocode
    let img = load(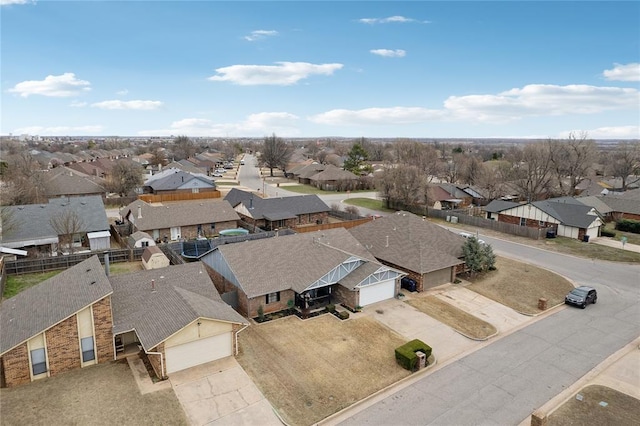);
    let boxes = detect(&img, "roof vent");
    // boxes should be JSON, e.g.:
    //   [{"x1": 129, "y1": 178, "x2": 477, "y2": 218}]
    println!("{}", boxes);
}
[
  {"x1": 90, "y1": 281, "x2": 96, "y2": 285},
  {"x1": 86, "y1": 268, "x2": 91, "y2": 272}
]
